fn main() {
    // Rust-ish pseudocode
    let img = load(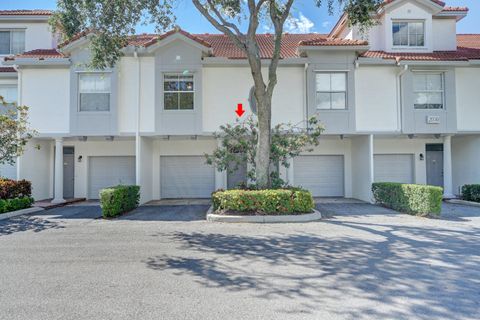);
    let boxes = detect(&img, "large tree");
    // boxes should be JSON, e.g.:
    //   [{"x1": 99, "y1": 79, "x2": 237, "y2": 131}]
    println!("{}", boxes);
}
[
  {"x1": 51, "y1": 0, "x2": 380, "y2": 188},
  {"x1": 0, "y1": 97, "x2": 36, "y2": 167}
]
